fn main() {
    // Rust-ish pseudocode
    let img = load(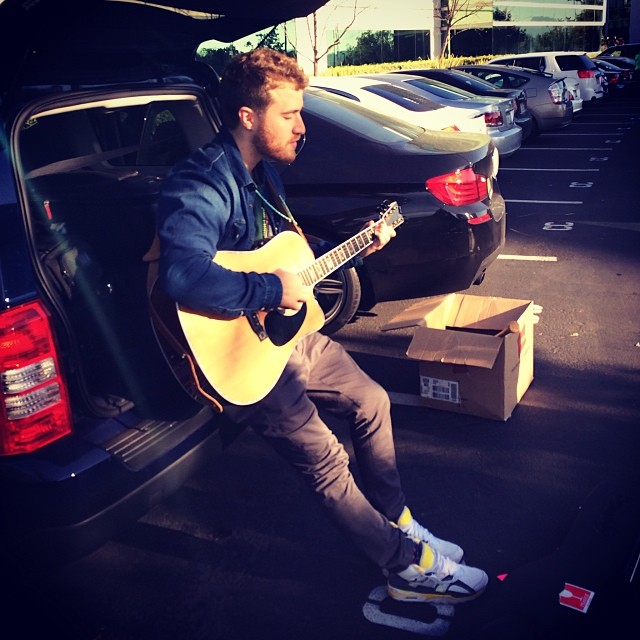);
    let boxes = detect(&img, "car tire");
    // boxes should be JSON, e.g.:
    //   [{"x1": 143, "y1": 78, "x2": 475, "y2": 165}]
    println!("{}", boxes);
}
[{"x1": 315, "y1": 266, "x2": 362, "y2": 335}]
